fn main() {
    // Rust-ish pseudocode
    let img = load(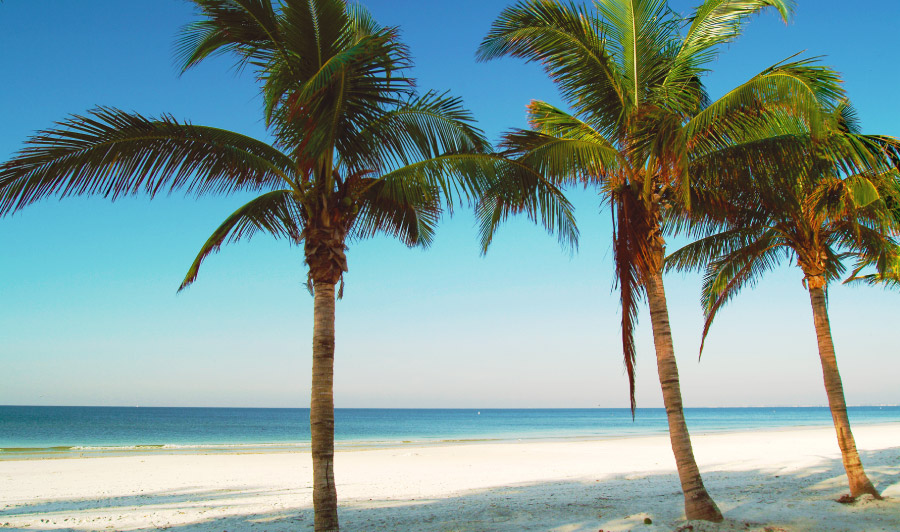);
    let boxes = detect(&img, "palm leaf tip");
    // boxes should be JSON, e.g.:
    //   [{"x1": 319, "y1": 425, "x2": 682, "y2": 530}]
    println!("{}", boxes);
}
[{"x1": 178, "y1": 189, "x2": 302, "y2": 292}]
